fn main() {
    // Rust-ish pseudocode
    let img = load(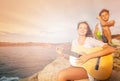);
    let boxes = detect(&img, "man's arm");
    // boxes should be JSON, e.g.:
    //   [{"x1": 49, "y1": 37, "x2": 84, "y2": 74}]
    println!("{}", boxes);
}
[
  {"x1": 97, "y1": 16, "x2": 115, "y2": 27},
  {"x1": 101, "y1": 20, "x2": 115, "y2": 27},
  {"x1": 106, "y1": 20, "x2": 115, "y2": 27}
]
